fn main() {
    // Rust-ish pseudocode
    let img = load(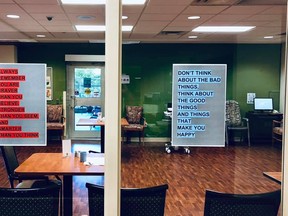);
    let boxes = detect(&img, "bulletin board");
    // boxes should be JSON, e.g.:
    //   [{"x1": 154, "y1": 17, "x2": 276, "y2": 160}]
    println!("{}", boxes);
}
[
  {"x1": 172, "y1": 64, "x2": 226, "y2": 147},
  {"x1": 0, "y1": 63, "x2": 47, "y2": 146}
]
